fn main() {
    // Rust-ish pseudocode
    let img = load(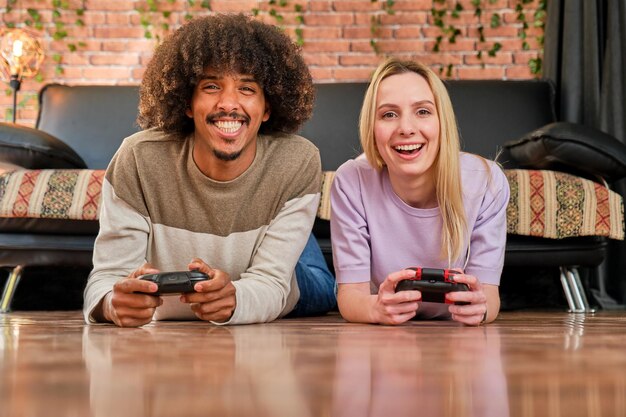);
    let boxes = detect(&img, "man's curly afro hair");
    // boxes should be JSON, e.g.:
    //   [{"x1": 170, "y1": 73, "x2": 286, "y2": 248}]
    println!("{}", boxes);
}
[{"x1": 138, "y1": 13, "x2": 314, "y2": 136}]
